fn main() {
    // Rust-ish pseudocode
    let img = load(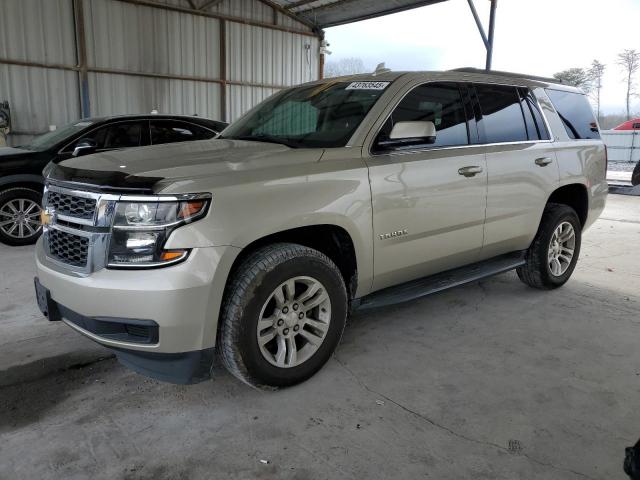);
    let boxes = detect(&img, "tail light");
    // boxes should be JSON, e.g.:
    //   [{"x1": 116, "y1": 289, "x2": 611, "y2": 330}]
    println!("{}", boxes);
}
[{"x1": 604, "y1": 144, "x2": 608, "y2": 178}]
